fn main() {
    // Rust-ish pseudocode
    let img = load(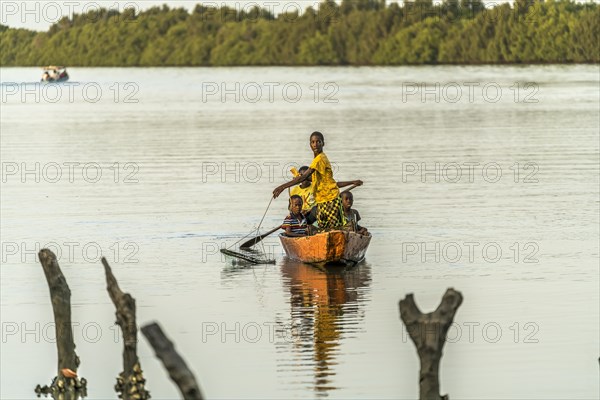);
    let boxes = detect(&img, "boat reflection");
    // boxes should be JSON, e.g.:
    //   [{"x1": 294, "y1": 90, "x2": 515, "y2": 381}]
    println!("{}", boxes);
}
[{"x1": 279, "y1": 258, "x2": 372, "y2": 395}]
